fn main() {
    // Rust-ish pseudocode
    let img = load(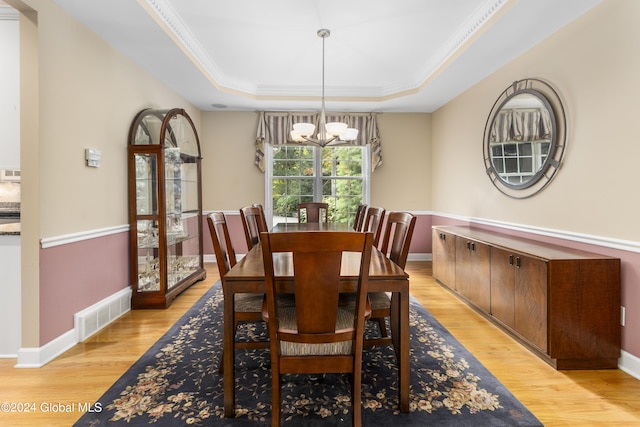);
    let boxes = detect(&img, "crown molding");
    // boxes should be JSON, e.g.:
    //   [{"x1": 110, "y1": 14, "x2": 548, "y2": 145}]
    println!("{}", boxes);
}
[
  {"x1": 0, "y1": 5, "x2": 19, "y2": 20},
  {"x1": 140, "y1": 0, "x2": 510, "y2": 101}
]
